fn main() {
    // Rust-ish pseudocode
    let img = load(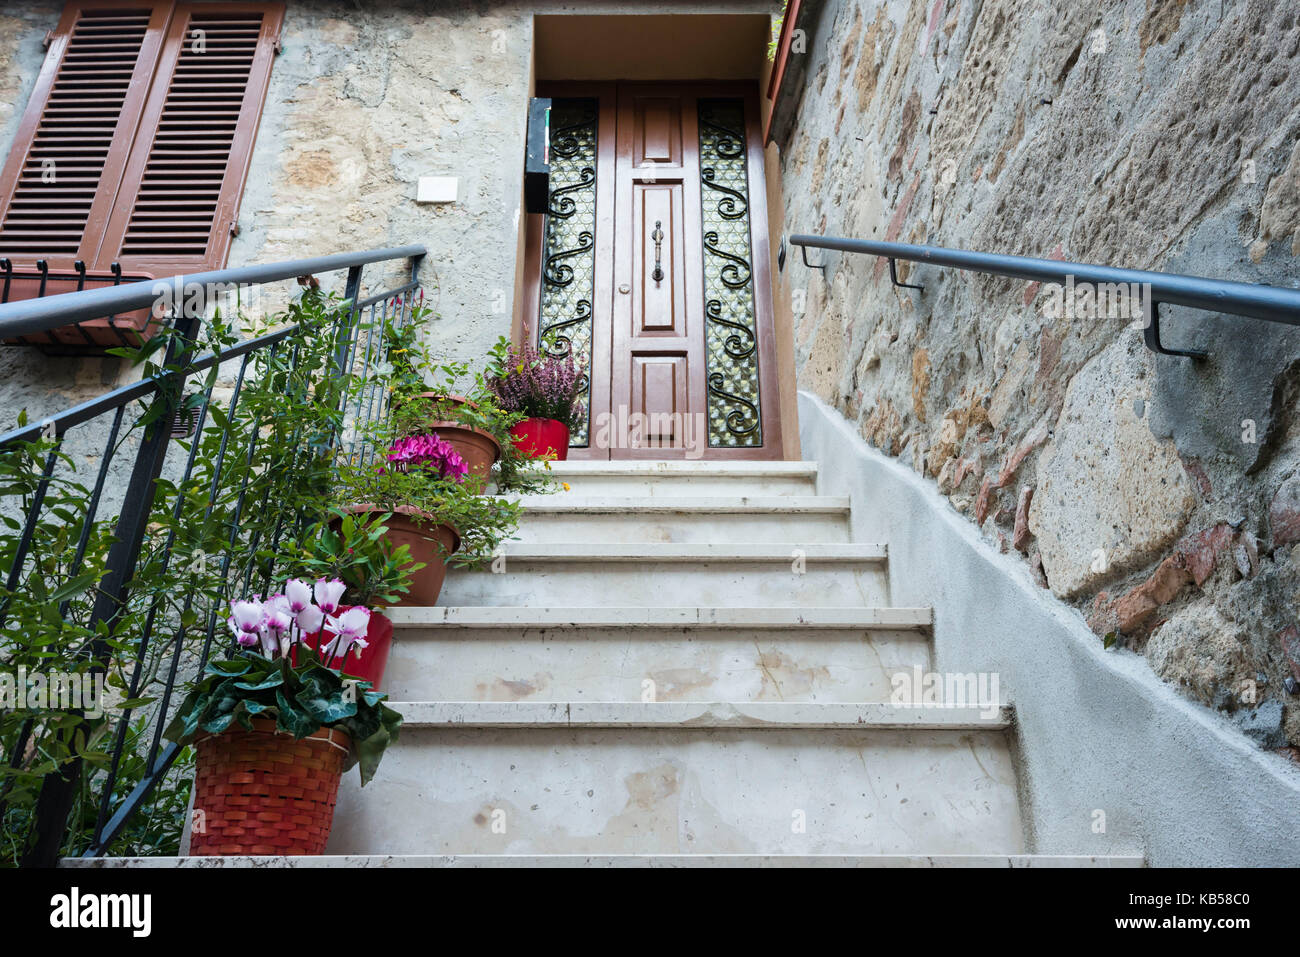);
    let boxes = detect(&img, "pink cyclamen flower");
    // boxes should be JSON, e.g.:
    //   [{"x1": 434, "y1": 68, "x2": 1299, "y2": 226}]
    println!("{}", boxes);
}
[
  {"x1": 261, "y1": 597, "x2": 293, "y2": 659},
  {"x1": 228, "y1": 599, "x2": 265, "y2": 648},
  {"x1": 320, "y1": 606, "x2": 371, "y2": 662},
  {"x1": 284, "y1": 578, "x2": 312, "y2": 614},
  {"x1": 296, "y1": 603, "x2": 324, "y2": 636},
  {"x1": 314, "y1": 578, "x2": 346, "y2": 616}
]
